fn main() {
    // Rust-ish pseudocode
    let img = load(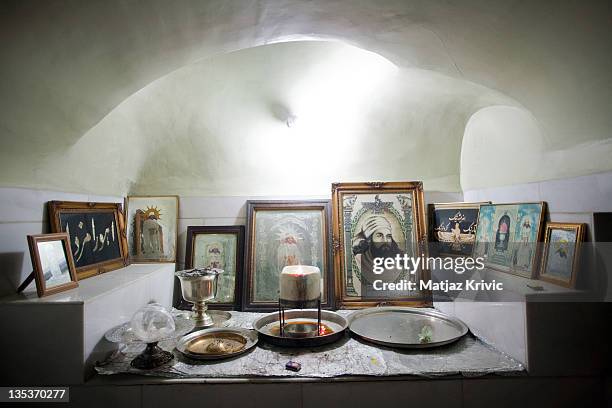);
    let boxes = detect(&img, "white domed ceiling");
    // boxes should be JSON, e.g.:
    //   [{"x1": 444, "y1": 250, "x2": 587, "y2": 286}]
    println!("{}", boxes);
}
[{"x1": 0, "y1": 0, "x2": 610, "y2": 195}]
